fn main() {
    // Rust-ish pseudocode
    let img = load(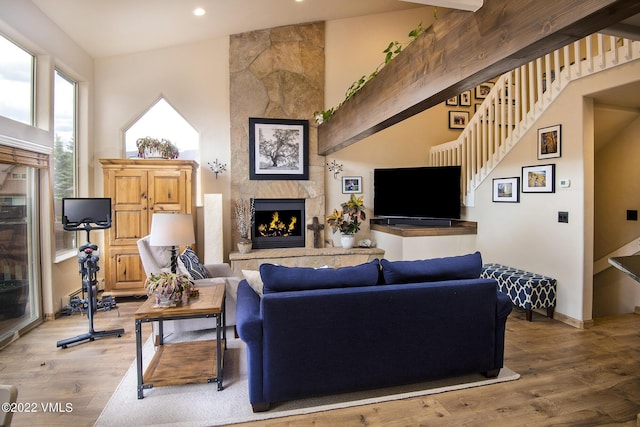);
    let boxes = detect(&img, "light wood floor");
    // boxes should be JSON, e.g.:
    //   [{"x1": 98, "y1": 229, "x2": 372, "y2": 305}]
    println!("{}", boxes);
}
[{"x1": 1, "y1": 299, "x2": 639, "y2": 426}]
